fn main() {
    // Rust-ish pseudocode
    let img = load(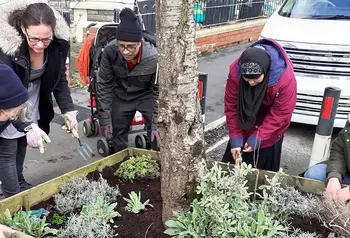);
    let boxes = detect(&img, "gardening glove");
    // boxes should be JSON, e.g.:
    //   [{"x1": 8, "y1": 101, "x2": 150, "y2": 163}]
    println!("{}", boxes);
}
[
  {"x1": 24, "y1": 123, "x2": 51, "y2": 154},
  {"x1": 64, "y1": 111, "x2": 79, "y2": 138},
  {"x1": 0, "y1": 225, "x2": 13, "y2": 238},
  {"x1": 100, "y1": 124, "x2": 113, "y2": 138},
  {"x1": 151, "y1": 129, "x2": 158, "y2": 142}
]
